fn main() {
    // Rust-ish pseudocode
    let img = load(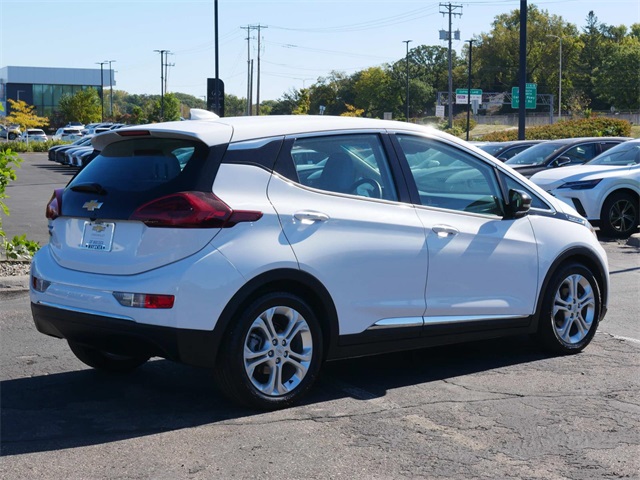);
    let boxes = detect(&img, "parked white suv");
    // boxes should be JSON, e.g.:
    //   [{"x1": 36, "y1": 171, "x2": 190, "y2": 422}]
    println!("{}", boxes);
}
[{"x1": 30, "y1": 114, "x2": 609, "y2": 409}]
